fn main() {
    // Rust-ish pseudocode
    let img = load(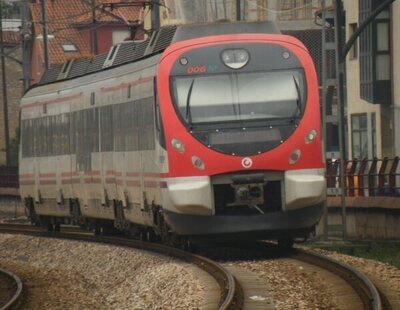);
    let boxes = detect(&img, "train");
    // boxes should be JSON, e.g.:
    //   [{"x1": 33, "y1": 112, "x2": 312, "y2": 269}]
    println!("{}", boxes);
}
[{"x1": 19, "y1": 21, "x2": 326, "y2": 248}]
